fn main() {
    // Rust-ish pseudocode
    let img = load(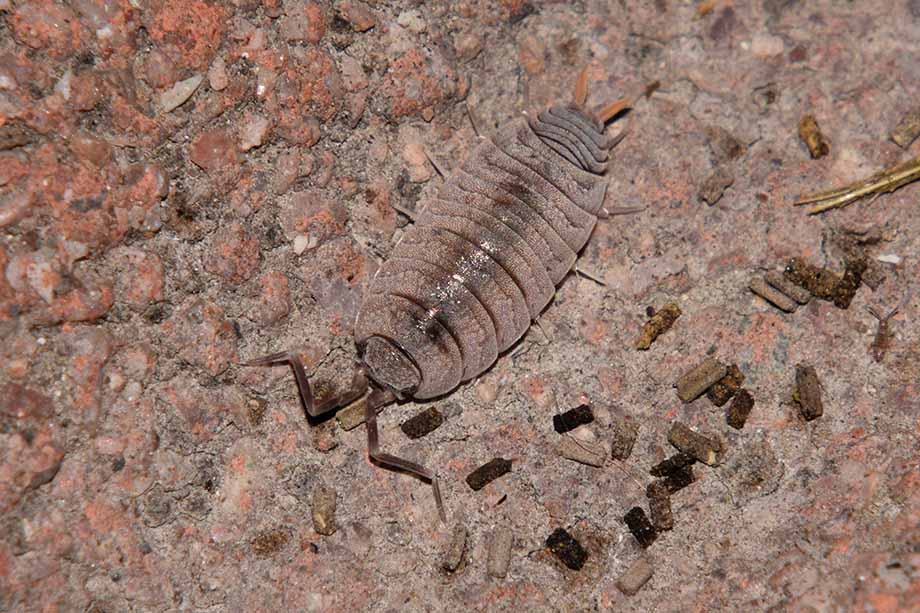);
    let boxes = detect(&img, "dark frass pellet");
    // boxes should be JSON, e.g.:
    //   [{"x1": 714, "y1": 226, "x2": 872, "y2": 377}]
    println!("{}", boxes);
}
[
  {"x1": 545, "y1": 528, "x2": 588, "y2": 571},
  {"x1": 646, "y1": 481, "x2": 674, "y2": 531},
  {"x1": 610, "y1": 418, "x2": 639, "y2": 460},
  {"x1": 624, "y1": 507, "x2": 657, "y2": 548},
  {"x1": 400, "y1": 407, "x2": 445, "y2": 439},
  {"x1": 466, "y1": 458, "x2": 512, "y2": 490},
  {"x1": 794, "y1": 365, "x2": 823, "y2": 421},
  {"x1": 726, "y1": 389, "x2": 755, "y2": 429},
  {"x1": 668, "y1": 422, "x2": 722, "y2": 466},
  {"x1": 707, "y1": 364, "x2": 745, "y2": 407},
  {"x1": 660, "y1": 466, "x2": 695, "y2": 494},
  {"x1": 650, "y1": 452, "x2": 696, "y2": 478},
  {"x1": 553, "y1": 404, "x2": 594, "y2": 434},
  {"x1": 676, "y1": 357, "x2": 728, "y2": 403}
]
